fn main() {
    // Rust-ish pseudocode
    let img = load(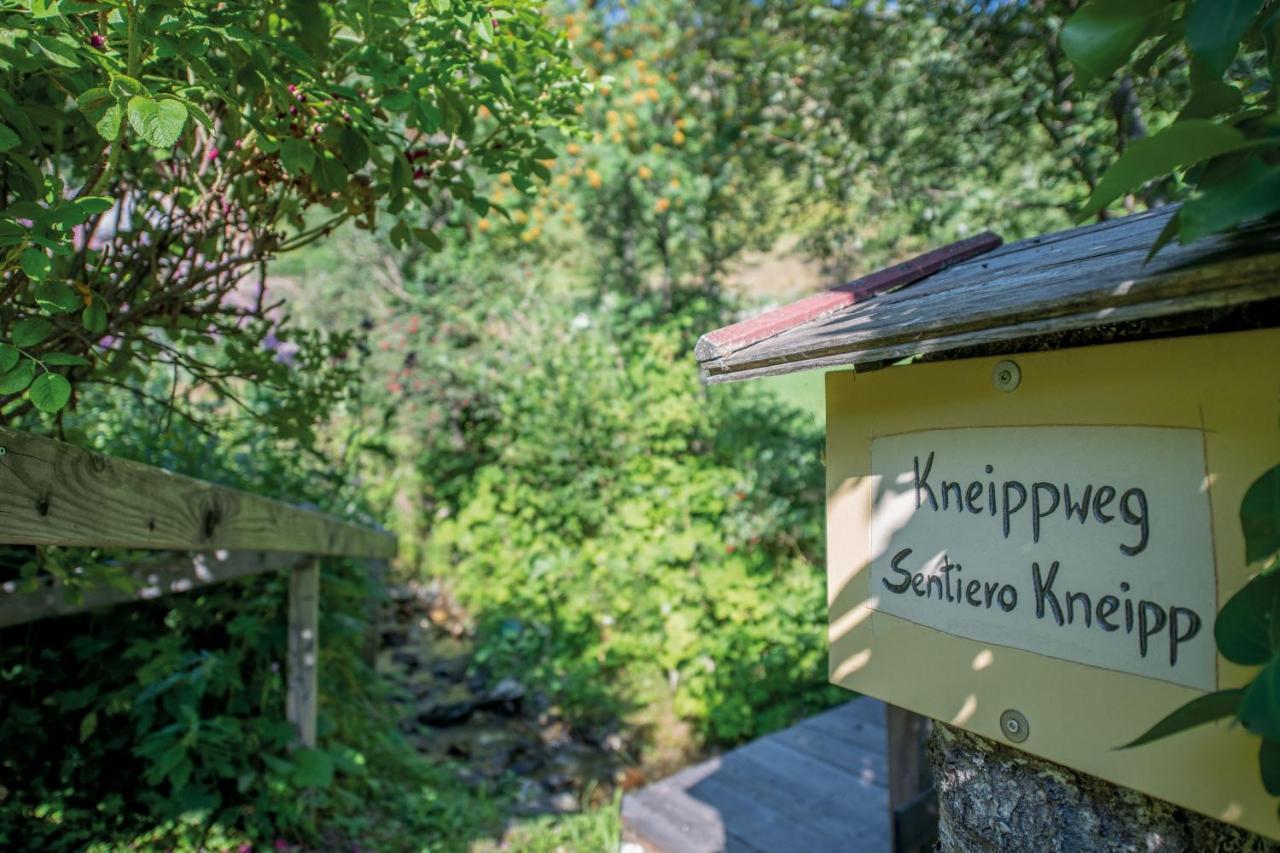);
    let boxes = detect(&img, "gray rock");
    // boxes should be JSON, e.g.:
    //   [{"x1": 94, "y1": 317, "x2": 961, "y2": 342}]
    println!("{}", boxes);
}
[{"x1": 930, "y1": 723, "x2": 1280, "y2": 852}]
